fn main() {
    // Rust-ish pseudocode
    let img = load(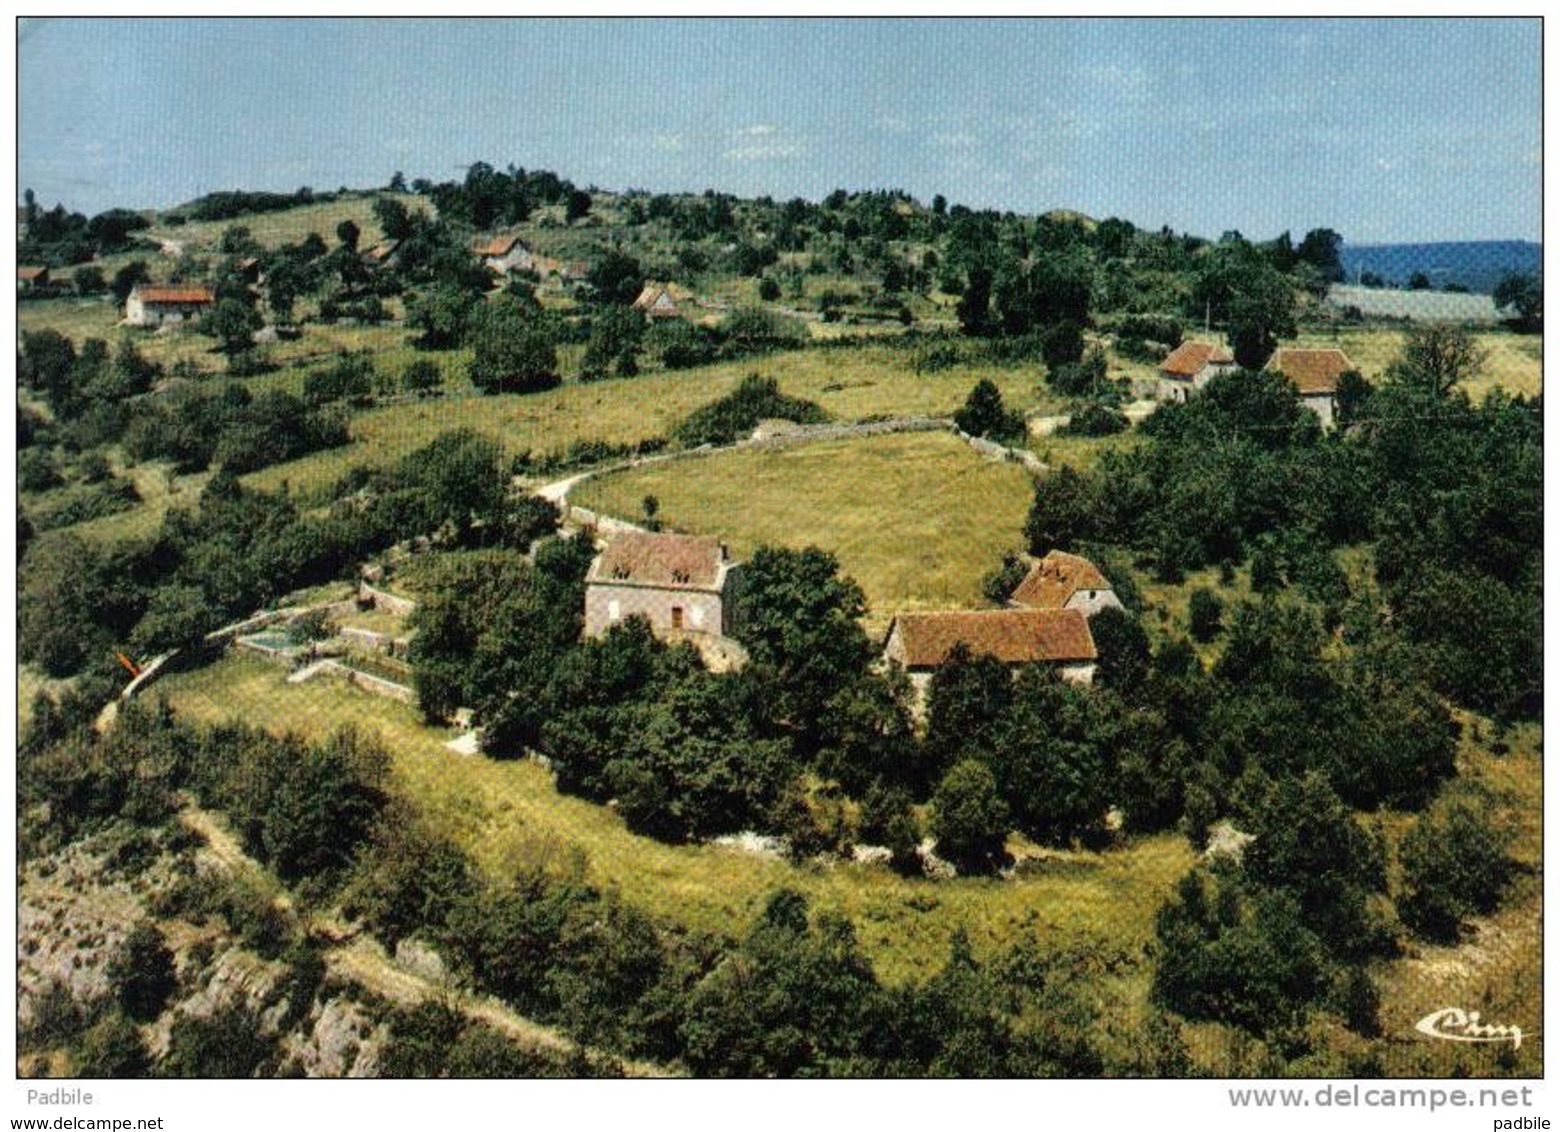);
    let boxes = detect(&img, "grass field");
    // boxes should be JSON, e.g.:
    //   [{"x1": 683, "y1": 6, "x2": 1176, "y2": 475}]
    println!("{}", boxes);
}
[
  {"x1": 574, "y1": 430, "x2": 1036, "y2": 632},
  {"x1": 241, "y1": 346, "x2": 1058, "y2": 500},
  {"x1": 155, "y1": 651, "x2": 1195, "y2": 988},
  {"x1": 141, "y1": 192, "x2": 430, "y2": 255},
  {"x1": 19, "y1": 297, "x2": 422, "y2": 377},
  {"x1": 1289, "y1": 327, "x2": 1541, "y2": 400}
]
